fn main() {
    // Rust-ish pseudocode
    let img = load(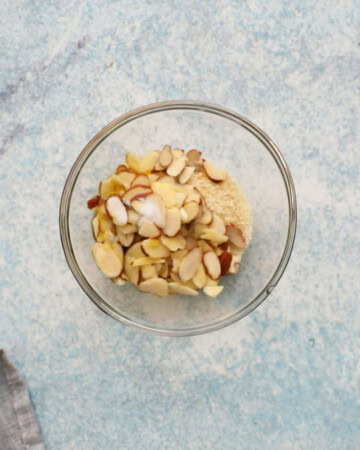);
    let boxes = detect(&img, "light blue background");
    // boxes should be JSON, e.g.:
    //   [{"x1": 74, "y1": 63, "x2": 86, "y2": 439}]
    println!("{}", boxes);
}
[{"x1": 1, "y1": 1, "x2": 359, "y2": 449}]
